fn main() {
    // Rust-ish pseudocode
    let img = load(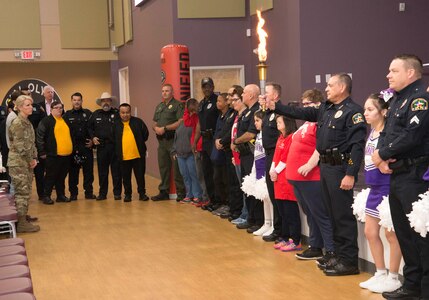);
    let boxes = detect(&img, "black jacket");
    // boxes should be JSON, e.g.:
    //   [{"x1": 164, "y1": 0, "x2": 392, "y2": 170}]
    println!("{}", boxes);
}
[
  {"x1": 36, "y1": 115, "x2": 73, "y2": 157},
  {"x1": 114, "y1": 116, "x2": 149, "y2": 160}
]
